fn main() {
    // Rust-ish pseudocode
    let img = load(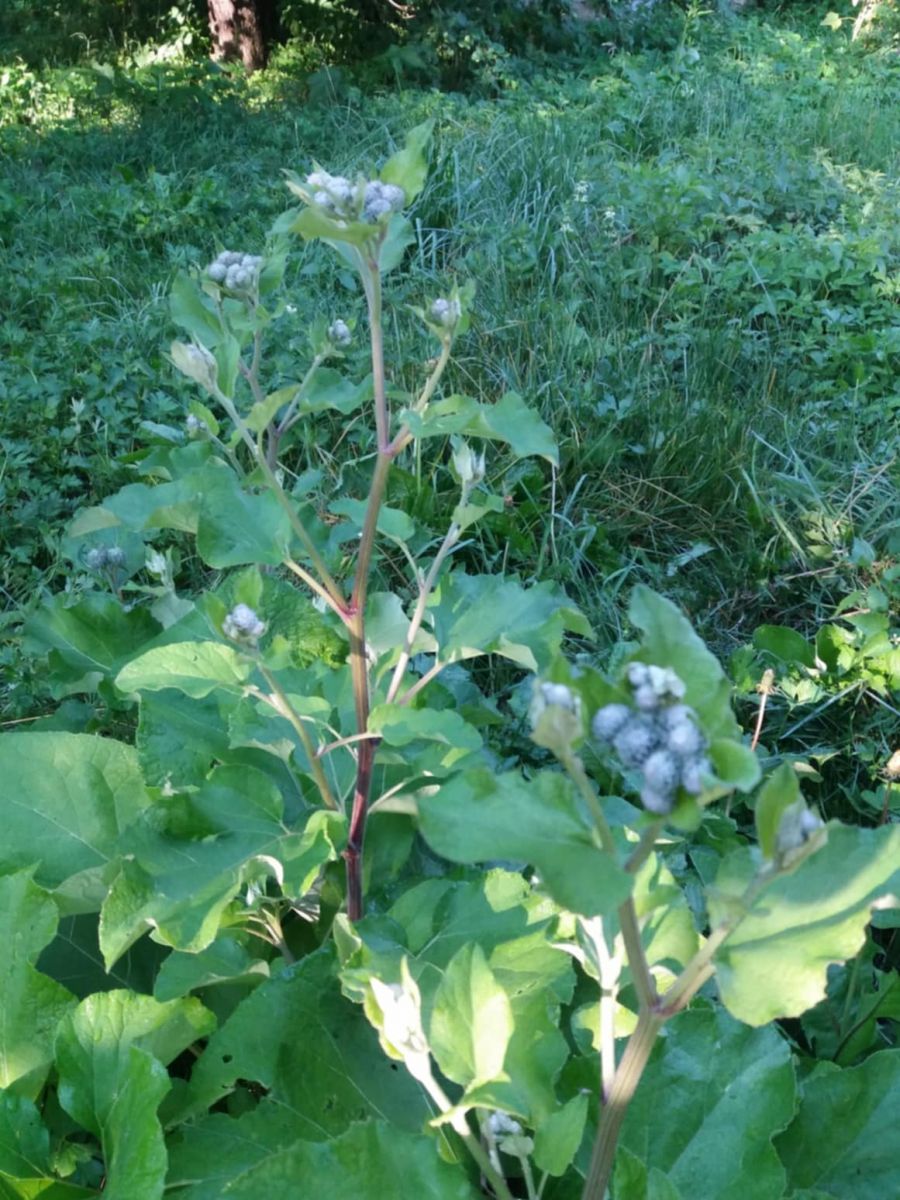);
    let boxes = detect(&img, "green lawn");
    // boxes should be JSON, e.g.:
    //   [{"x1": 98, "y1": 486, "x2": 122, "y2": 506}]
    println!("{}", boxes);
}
[{"x1": 2, "y1": 12, "x2": 898, "y2": 807}]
